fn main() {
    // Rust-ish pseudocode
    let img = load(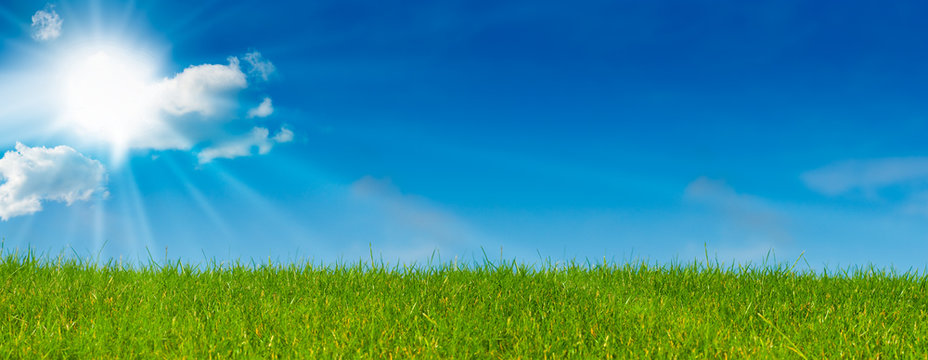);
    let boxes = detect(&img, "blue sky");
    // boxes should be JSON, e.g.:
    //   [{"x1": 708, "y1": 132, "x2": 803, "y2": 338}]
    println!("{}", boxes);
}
[{"x1": 1, "y1": 0, "x2": 927, "y2": 269}]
